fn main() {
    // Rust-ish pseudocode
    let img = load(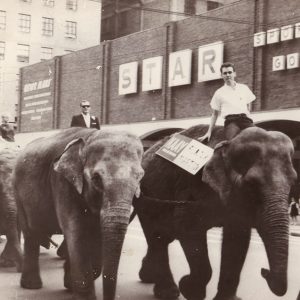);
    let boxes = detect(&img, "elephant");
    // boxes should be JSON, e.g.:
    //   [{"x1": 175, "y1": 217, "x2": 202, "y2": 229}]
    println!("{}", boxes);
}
[
  {"x1": 13, "y1": 127, "x2": 144, "y2": 300},
  {"x1": 134, "y1": 124, "x2": 297, "y2": 300},
  {"x1": 0, "y1": 142, "x2": 22, "y2": 271}
]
